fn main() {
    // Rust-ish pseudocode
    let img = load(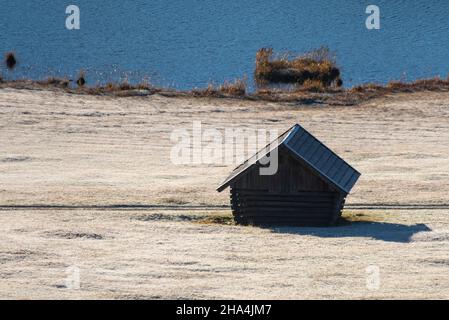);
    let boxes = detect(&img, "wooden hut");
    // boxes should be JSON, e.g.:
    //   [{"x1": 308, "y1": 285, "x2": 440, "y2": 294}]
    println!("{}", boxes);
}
[{"x1": 217, "y1": 124, "x2": 360, "y2": 226}]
